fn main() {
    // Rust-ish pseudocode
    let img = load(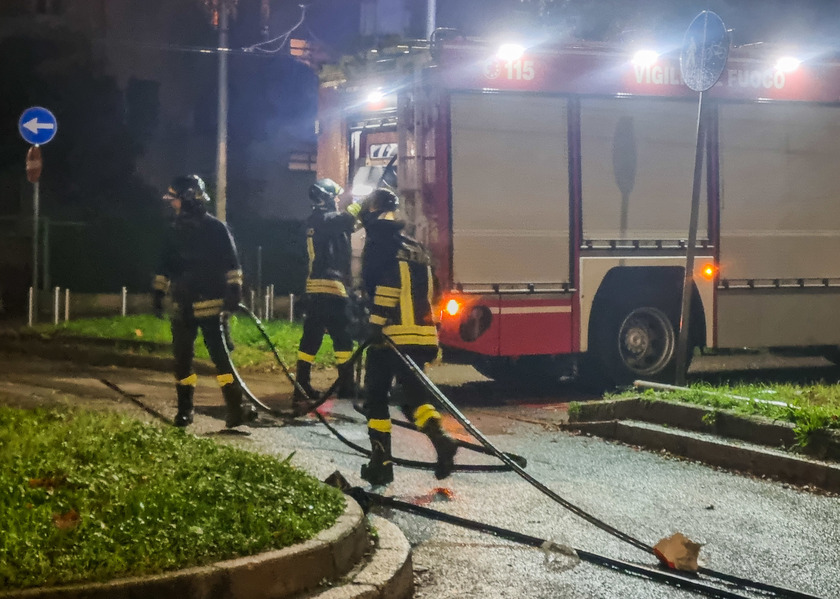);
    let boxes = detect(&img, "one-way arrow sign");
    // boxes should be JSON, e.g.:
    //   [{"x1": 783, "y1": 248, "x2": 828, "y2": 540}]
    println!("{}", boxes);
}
[{"x1": 18, "y1": 106, "x2": 58, "y2": 145}]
